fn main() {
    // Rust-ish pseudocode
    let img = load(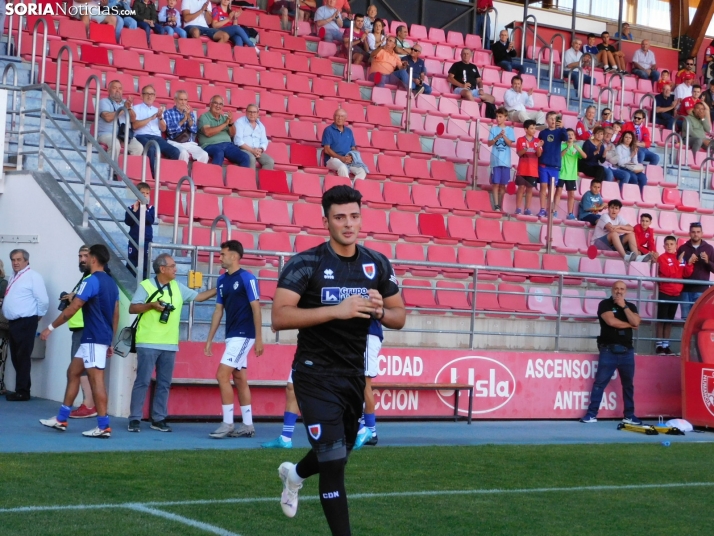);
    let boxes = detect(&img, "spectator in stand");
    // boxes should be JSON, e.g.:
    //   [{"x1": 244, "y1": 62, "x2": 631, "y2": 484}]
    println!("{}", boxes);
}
[
  {"x1": 233, "y1": 104, "x2": 275, "y2": 170},
  {"x1": 701, "y1": 80, "x2": 714, "y2": 123},
  {"x1": 591, "y1": 199, "x2": 639, "y2": 261},
  {"x1": 158, "y1": 0, "x2": 187, "y2": 38},
  {"x1": 447, "y1": 49, "x2": 496, "y2": 104},
  {"x1": 686, "y1": 103, "x2": 713, "y2": 157},
  {"x1": 366, "y1": 19, "x2": 386, "y2": 57},
  {"x1": 487, "y1": 107, "x2": 515, "y2": 212},
  {"x1": 270, "y1": 0, "x2": 297, "y2": 31},
  {"x1": 634, "y1": 213, "x2": 657, "y2": 262},
  {"x1": 615, "y1": 131, "x2": 647, "y2": 191},
  {"x1": 363, "y1": 4, "x2": 377, "y2": 33},
  {"x1": 133, "y1": 0, "x2": 168, "y2": 42},
  {"x1": 703, "y1": 51, "x2": 714, "y2": 86},
  {"x1": 675, "y1": 57, "x2": 697, "y2": 85},
  {"x1": 576, "y1": 105, "x2": 599, "y2": 141},
  {"x1": 315, "y1": 0, "x2": 346, "y2": 43},
  {"x1": 394, "y1": 25, "x2": 412, "y2": 59},
  {"x1": 631, "y1": 40, "x2": 660, "y2": 83},
  {"x1": 503, "y1": 76, "x2": 545, "y2": 125},
  {"x1": 674, "y1": 71, "x2": 695, "y2": 100},
  {"x1": 369, "y1": 36, "x2": 410, "y2": 90},
  {"x1": 622, "y1": 109, "x2": 659, "y2": 165},
  {"x1": 655, "y1": 83, "x2": 680, "y2": 130},
  {"x1": 198, "y1": 96, "x2": 249, "y2": 167},
  {"x1": 334, "y1": 0, "x2": 351, "y2": 16},
  {"x1": 676, "y1": 222, "x2": 714, "y2": 318},
  {"x1": 676, "y1": 84, "x2": 705, "y2": 131},
  {"x1": 124, "y1": 182, "x2": 154, "y2": 279},
  {"x1": 404, "y1": 44, "x2": 432, "y2": 96},
  {"x1": 578, "y1": 178, "x2": 606, "y2": 226},
  {"x1": 492, "y1": 30, "x2": 517, "y2": 72},
  {"x1": 183, "y1": 0, "x2": 228, "y2": 42},
  {"x1": 584, "y1": 34, "x2": 599, "y2": 57},
  {"x1": 601, "y1": 108, "x2": 613, "y2": 127},
  {"x1": 597, "y1": 31, "x2": 626, "y2": 73},
  {"x1": 164, "y1": 90, "x2": 210, "y2": 165},
  {"x1": 654, "y1": 69, "x2": 671, "y2": 93},
  {"x1": 601, "y1": 126, "x2": 621, "y2": 183},
  {"x1": 97, "y1": 80, "x2": 143, "y2": 159},
  {"x1": 211, "y1": 0, "x2": 256, "y2": 48},
  {"x1": 614, "y1": 22, "x2": 634, "y2": 41},
  {"x1": 322, "y1": 109, "x2": 368, "y2": 180},
  {"x1": 579, "y1": 126, "x2": 608, "y2": 182},
  {"x1": 554, "y1": 128, "x2": 585, "y2": 220},
  {"x1": 612, "y1": 120, "x2": 623, "y2": 143},
  {"x1": 476, "y1": 0, "x2": 493, "y2": 50},
  {"x1": 131, "y1": 85, "x2": 181, "y2": 177},
  {"x1": 536, "y1": 111, "x2": 569, "y2": 218},
  {"x1": 109, "y1": 0, "x2": 138, "y2": 32},
  {"x1": 656, "y1": 236, "x2": 695, "y2": 354},
  {"x1": 514, "y1": 119, "x2": 542, "y2": 216},
  {"x1": 343, "y1": 13, "x2": 368, "y2": 65},
  {"x1": 73, "y1": 0, "x2": 121, "y2": 42},
  {"x1": 563, "y1": 38, "x2": 595, "y2": 90}
]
